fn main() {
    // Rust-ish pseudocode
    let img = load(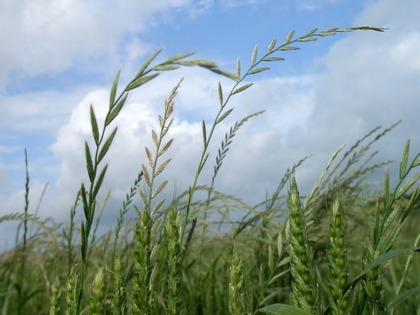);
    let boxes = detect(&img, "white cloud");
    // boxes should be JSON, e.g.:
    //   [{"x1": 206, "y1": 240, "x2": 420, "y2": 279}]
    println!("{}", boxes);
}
[
  {"x1": 296, "y1": 0, "x2": 341, "y2": 12},
  {"x1": 43, "y1": 68, "x2": 316, "y2": 224},
  {"x1": 0, "y1": 162, "x2": 12, "y2": 191},
  {"x1": 0, "y1": 0, "x2": 206, "y2": 85},
  {"x1": 221, "y1": 0, "x2": 262, "y2": 9},
  {"x1": 0, "y1": 88, "x2": 91, "y2": 135}
]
